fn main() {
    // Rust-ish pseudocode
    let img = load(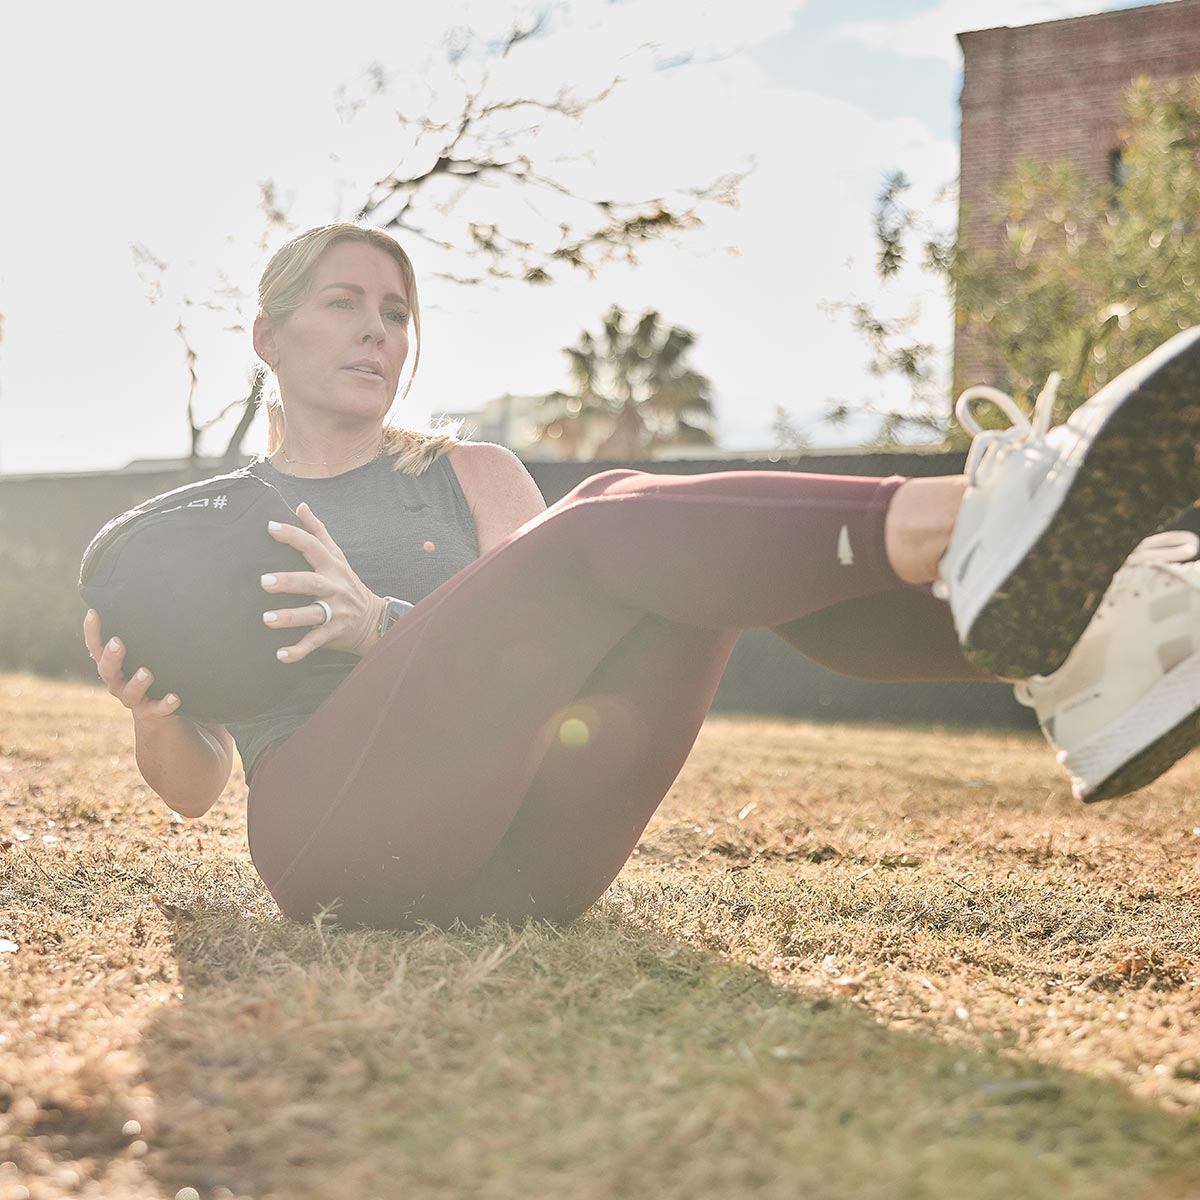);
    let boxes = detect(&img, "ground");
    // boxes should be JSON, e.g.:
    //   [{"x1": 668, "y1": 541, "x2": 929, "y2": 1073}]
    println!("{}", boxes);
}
[{"x1": 2, "y1": 672, "x2": 1199, "y2": 1200}]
